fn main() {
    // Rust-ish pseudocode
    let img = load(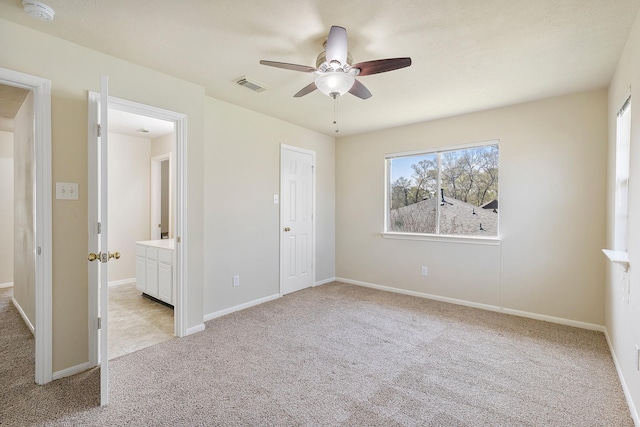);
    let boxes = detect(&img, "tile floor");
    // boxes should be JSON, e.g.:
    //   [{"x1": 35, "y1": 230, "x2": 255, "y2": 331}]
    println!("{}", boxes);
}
[{"x1": 108, "y1": 283, "x2": 174, "y2": 360}]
